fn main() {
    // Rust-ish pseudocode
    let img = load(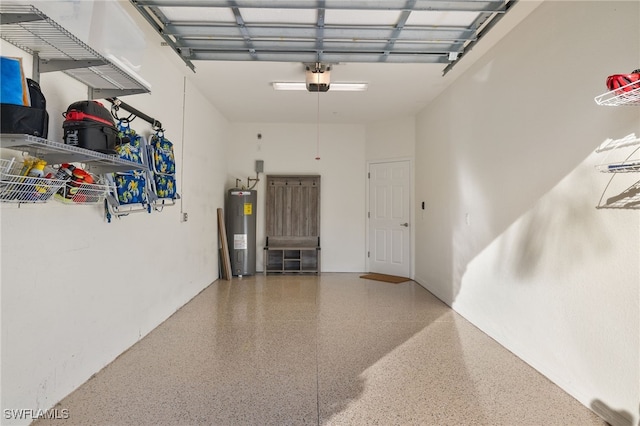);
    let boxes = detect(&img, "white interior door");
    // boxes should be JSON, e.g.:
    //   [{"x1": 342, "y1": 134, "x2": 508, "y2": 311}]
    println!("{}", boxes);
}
[{"x1": 368, "y1": 160, "x2": 411, "y2": 277}]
